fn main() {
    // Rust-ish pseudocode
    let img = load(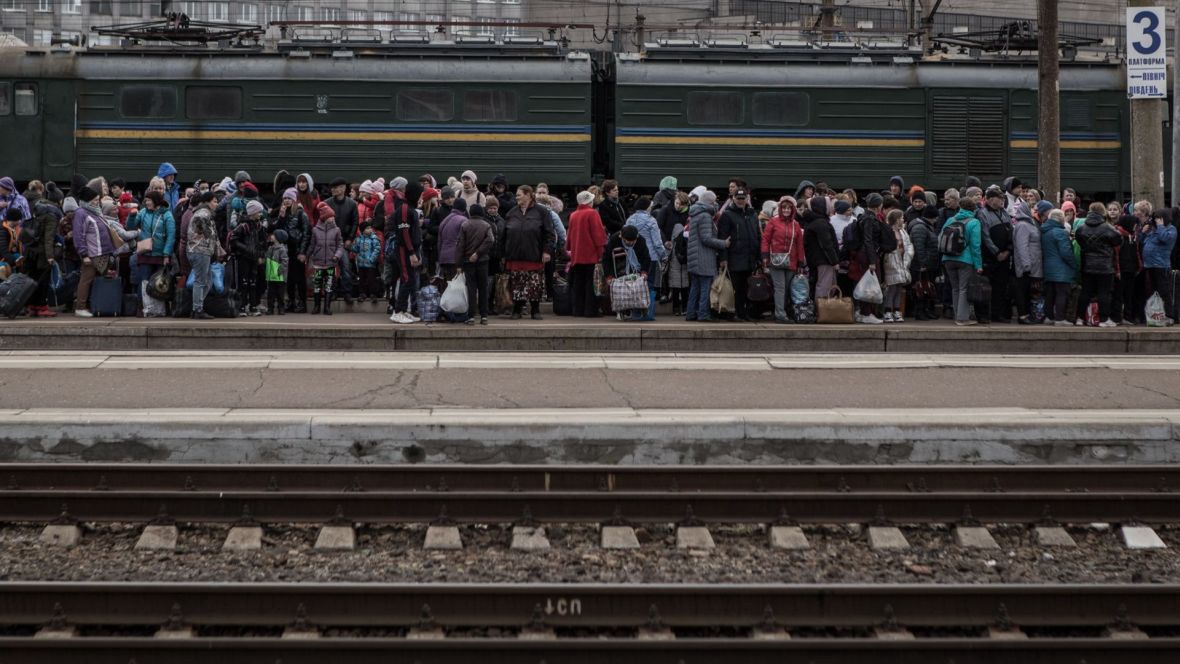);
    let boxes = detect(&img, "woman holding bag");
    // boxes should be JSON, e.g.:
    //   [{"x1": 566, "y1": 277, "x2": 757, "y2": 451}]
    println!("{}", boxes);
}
[
  {"x1": 761, "y1": 196, "x2": 806, "y2": 323},
  {"x1": 126, "y1": 191, "x2": 176, "y2": 312}
]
